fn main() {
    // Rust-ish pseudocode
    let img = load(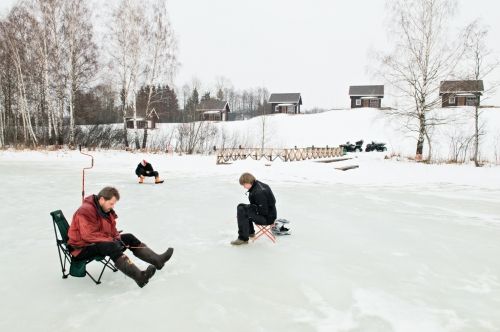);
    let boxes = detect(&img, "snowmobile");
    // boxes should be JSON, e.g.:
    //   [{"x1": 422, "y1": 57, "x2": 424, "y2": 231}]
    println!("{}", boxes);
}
[
  {"x1": 272, "y1": 219, "x2": 291, "y2": 236},
  {"x1": 339, "y1": 140, "x2": 364, "y2": 153},
  {"x1": 365, "y1": 141, "x2": 387, "y2": 152}
]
